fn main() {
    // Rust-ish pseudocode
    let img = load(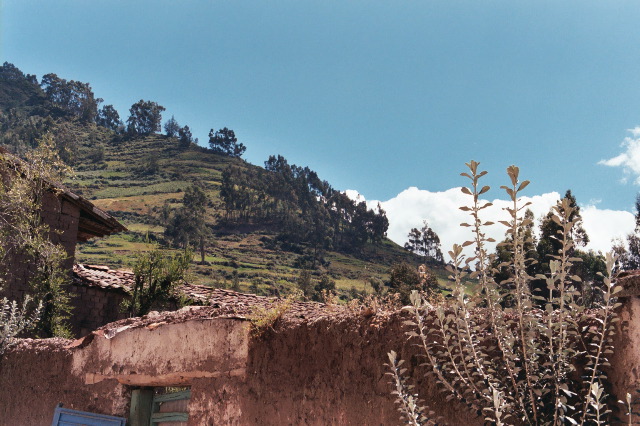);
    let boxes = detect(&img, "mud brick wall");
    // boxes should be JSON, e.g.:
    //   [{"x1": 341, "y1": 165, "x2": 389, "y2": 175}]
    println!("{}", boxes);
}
[
  {"x1": 0, "y1": 339, "x2": 129, "y2": 426},
  {"x1": 0, "y1": 311, "x2": 482, "y2": 426},
  {"x1": 66, "y1": 283, "x2": 183, "y2": 337},
  {"x1": 68, "y1": 284, "x2": 129, "y2": 337},
  {"x1": 0, "y1": 191, "x2": 79, "y2": 303},
  {"x1": 4, "y1": 299, "x2": 640, "y2": 425}
]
